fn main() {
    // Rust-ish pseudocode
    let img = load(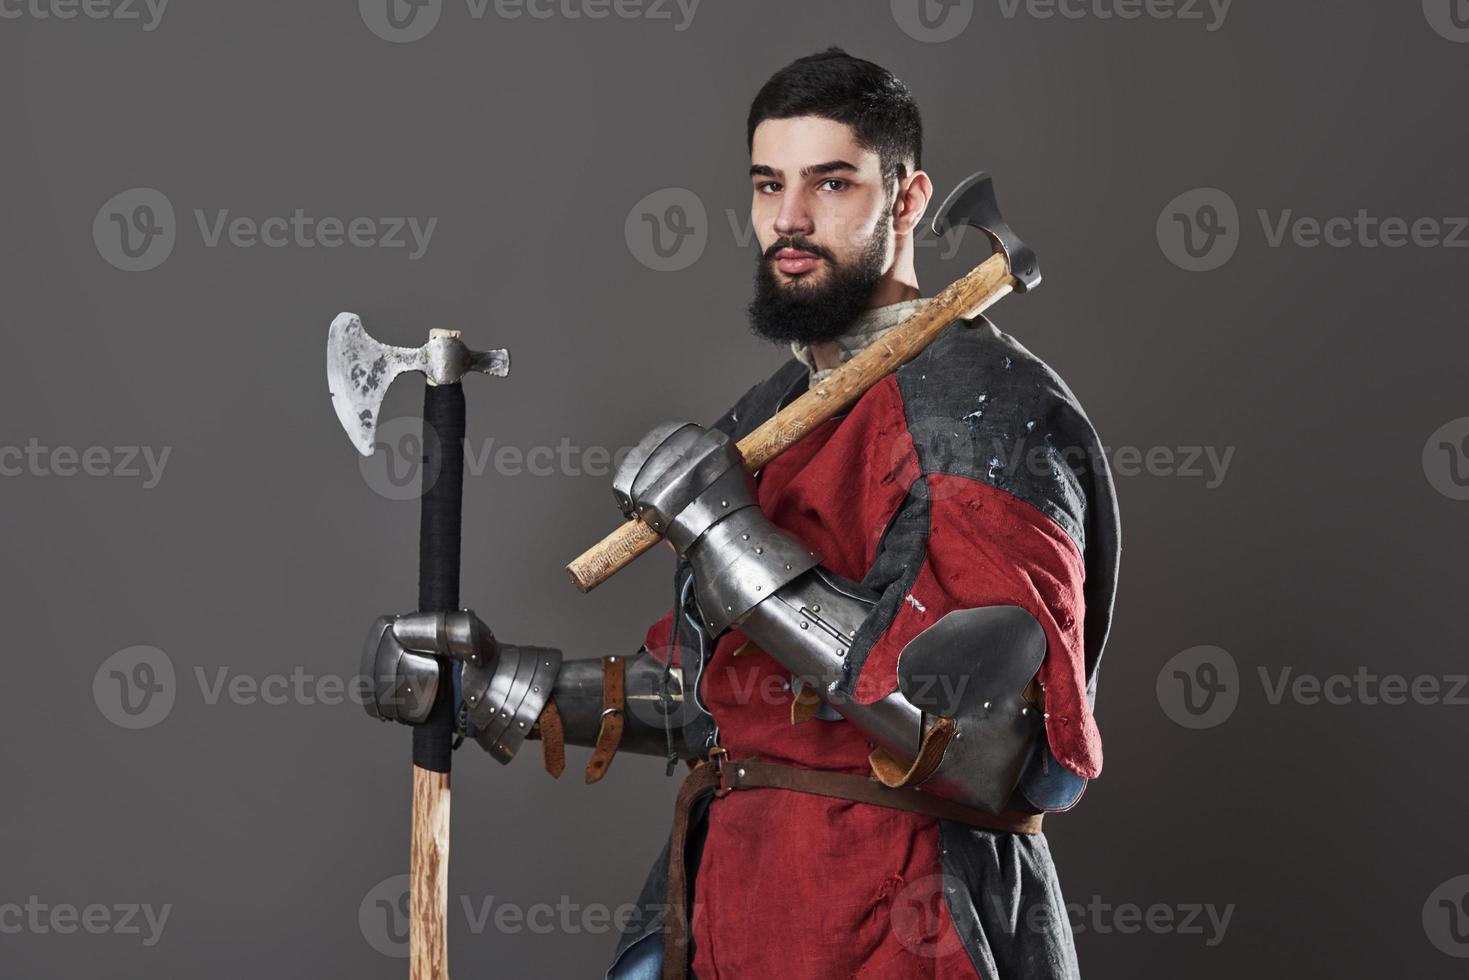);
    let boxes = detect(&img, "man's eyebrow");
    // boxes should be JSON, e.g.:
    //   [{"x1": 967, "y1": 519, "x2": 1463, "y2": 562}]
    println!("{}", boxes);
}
[
  {"x1": 801, "y1": 160, "x2": 858, "y2": 178},
  {"x1": 748, "y1": 160, "x2": 860, "y2": 180}
]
